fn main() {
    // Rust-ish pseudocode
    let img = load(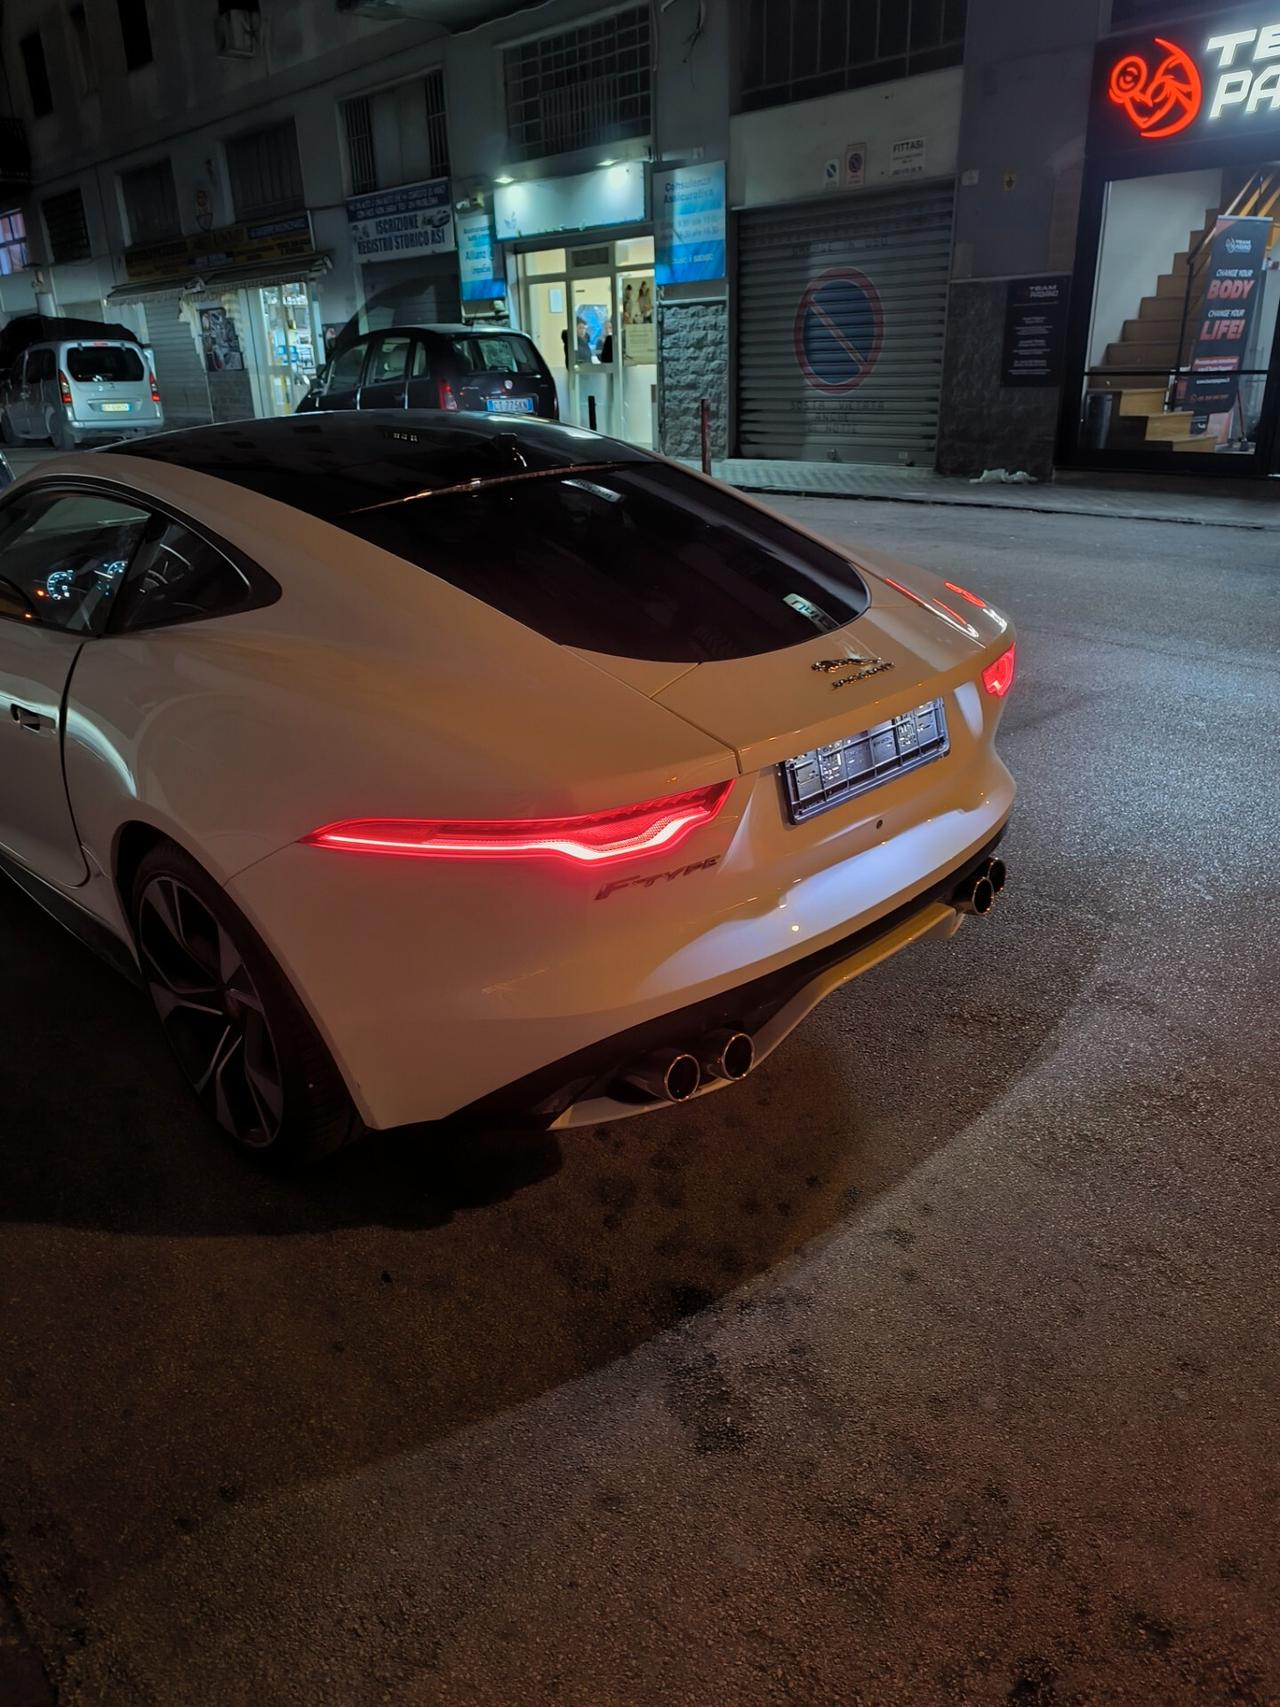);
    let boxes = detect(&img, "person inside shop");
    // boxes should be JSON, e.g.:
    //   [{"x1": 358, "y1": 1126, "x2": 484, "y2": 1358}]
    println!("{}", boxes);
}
[{"x1": 561, "y1": 316, "x2": 595, "y2": 363}]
